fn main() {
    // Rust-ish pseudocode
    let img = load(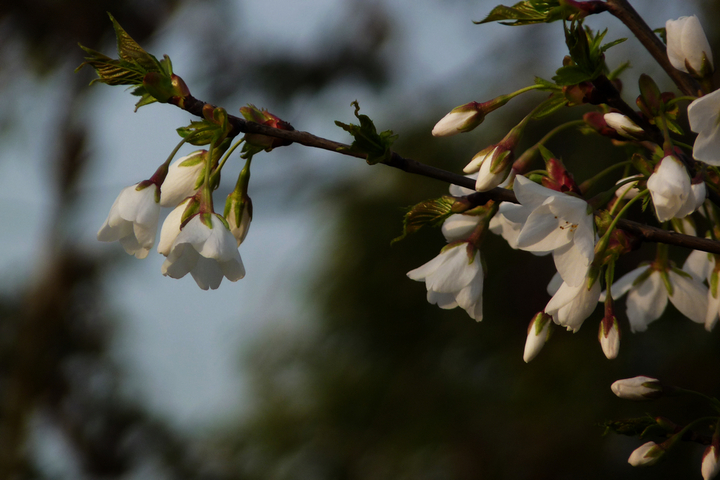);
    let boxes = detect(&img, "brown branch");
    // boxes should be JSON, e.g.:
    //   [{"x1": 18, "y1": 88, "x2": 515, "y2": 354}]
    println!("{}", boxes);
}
[
  {"x1": 605, "y1": 0, "x2": 701, "y2": 97},
  {"x1": 172, "y1": 95, "x2": 720, "y2": 254}
]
